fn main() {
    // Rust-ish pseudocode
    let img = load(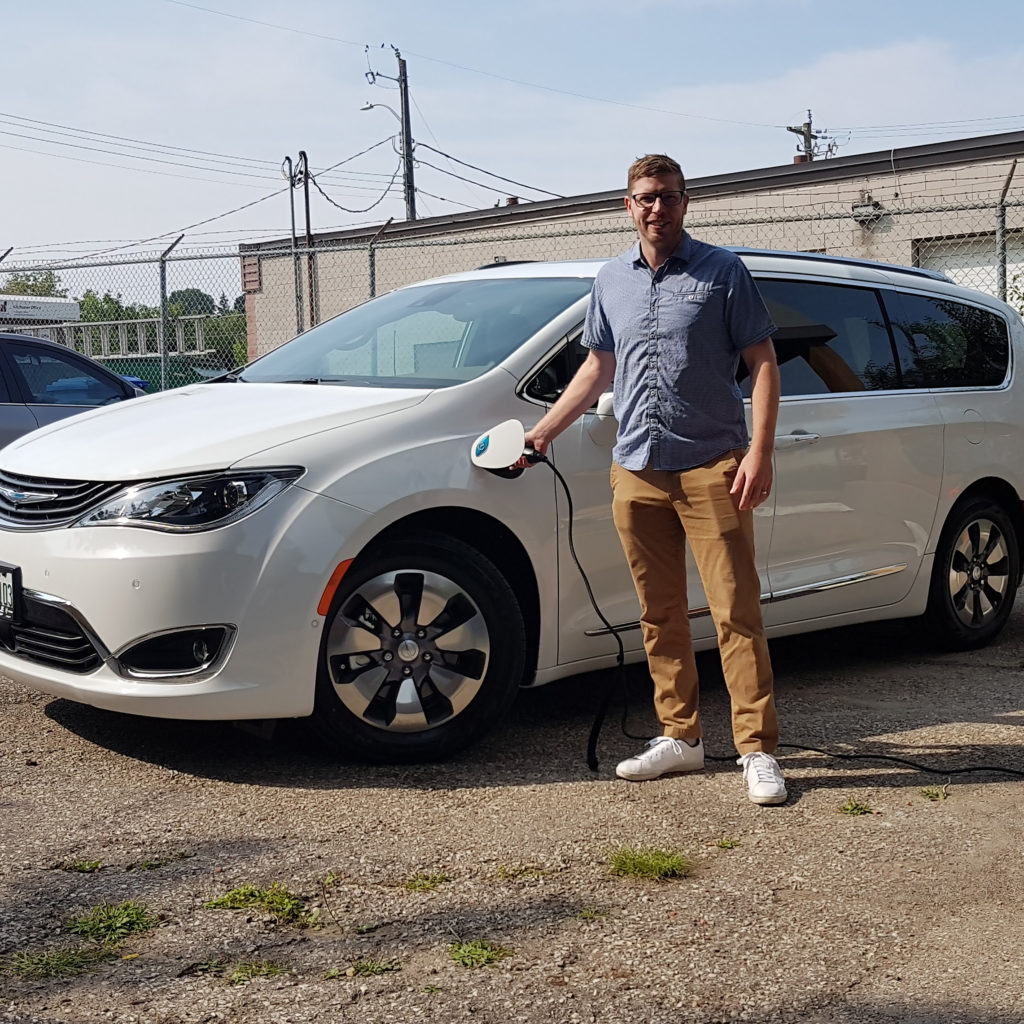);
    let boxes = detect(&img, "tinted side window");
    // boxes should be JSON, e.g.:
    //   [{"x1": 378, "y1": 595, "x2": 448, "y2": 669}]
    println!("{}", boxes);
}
[
  {"x1": 742, "y1": 280, "x2": 898, "y2": 397},
  {"x1": 524, "y1": 328, "x2": 590, "y2": 403},
  {"x1": 6, "y1": 342, "x2": 125, "y2": 406},
  {"x1": 888, "y1": 292, "x2": 1009, "y2": 389}
]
